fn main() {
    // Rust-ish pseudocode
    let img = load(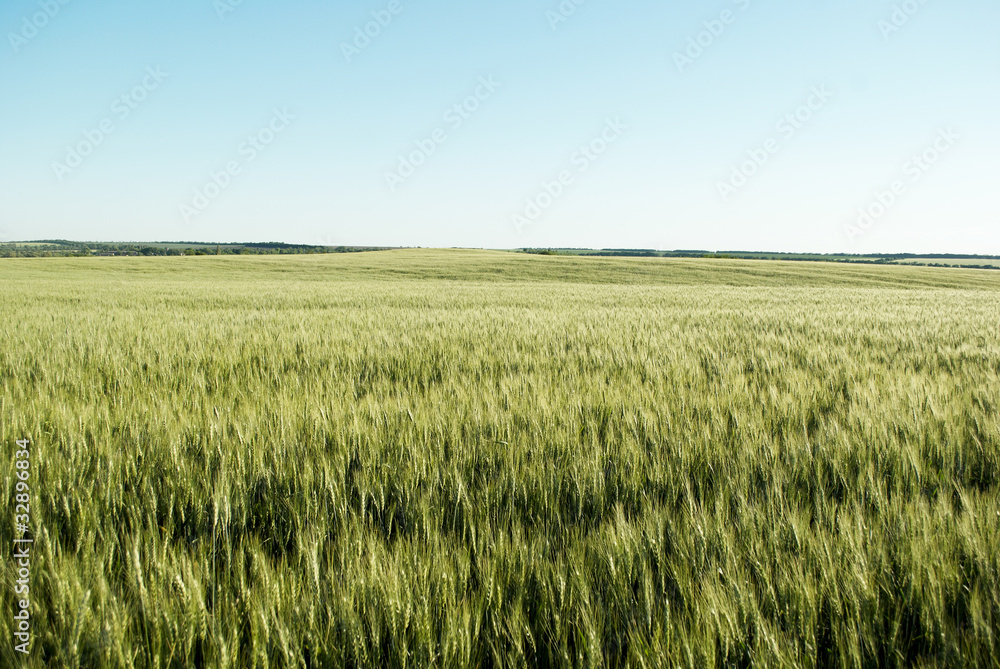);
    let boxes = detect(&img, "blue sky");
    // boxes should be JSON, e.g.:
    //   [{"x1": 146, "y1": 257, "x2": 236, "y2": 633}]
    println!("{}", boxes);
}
[{"x1": 0, "y1": 0, "x2": 997, "y2": 252}]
